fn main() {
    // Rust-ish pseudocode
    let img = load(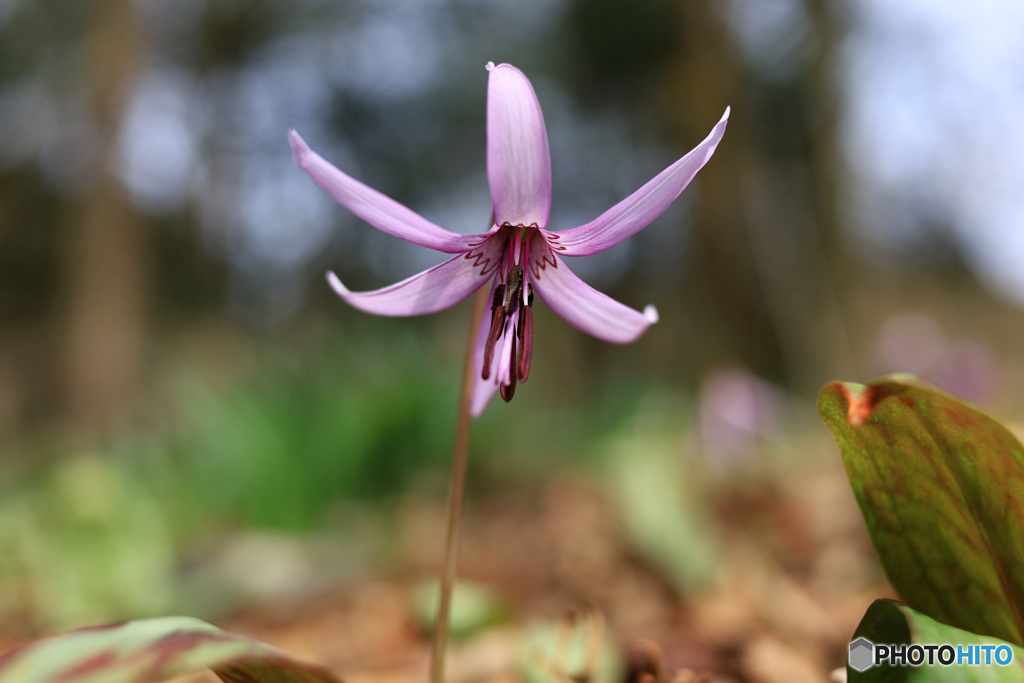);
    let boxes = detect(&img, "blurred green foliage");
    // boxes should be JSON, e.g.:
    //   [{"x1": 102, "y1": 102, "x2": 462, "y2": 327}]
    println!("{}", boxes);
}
[
  {"x1": 1, "y1": 329, "x2": 469, "y2": 627},
  {"x1": 411, "y1": 579, "x2": 509, "y2": 640},
  {"x1": 0, "y1": 326, "x2": 675, "y2": 629},
  {"x1": 0, "y1": 455, "x2": 176, "y2": 628},
  {"x1": 166, "y1": 331, "x2": 461, "y2": 531}
]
